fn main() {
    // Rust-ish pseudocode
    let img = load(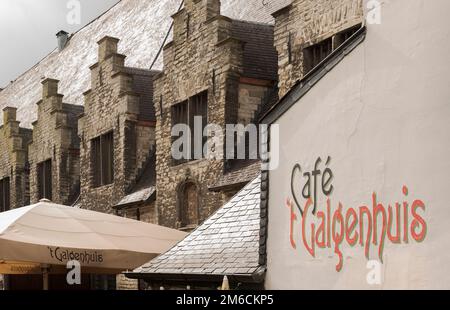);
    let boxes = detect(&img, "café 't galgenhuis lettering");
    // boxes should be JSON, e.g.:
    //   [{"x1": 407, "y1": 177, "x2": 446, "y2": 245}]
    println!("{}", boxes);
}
[{"x1": 286, "y1": 157, "x2": 427, "y2": 272}]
